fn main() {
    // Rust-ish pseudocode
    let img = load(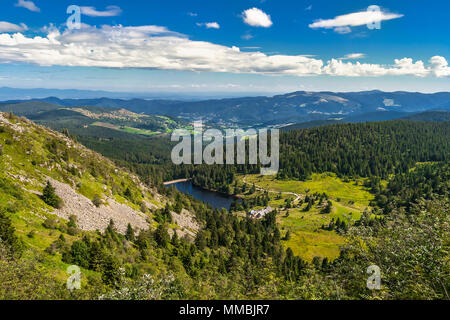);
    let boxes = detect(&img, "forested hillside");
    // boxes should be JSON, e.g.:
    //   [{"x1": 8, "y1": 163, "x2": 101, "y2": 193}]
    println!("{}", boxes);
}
[
  {"x1": 278, "y1": 121, "x2": 449, "y2": 179},
  {"x1": 0, "y1": 112, "x2": 309, "y2": 299},
  {"x1": 162, "y1": 121, "x2": 450, "y2": 193}
]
